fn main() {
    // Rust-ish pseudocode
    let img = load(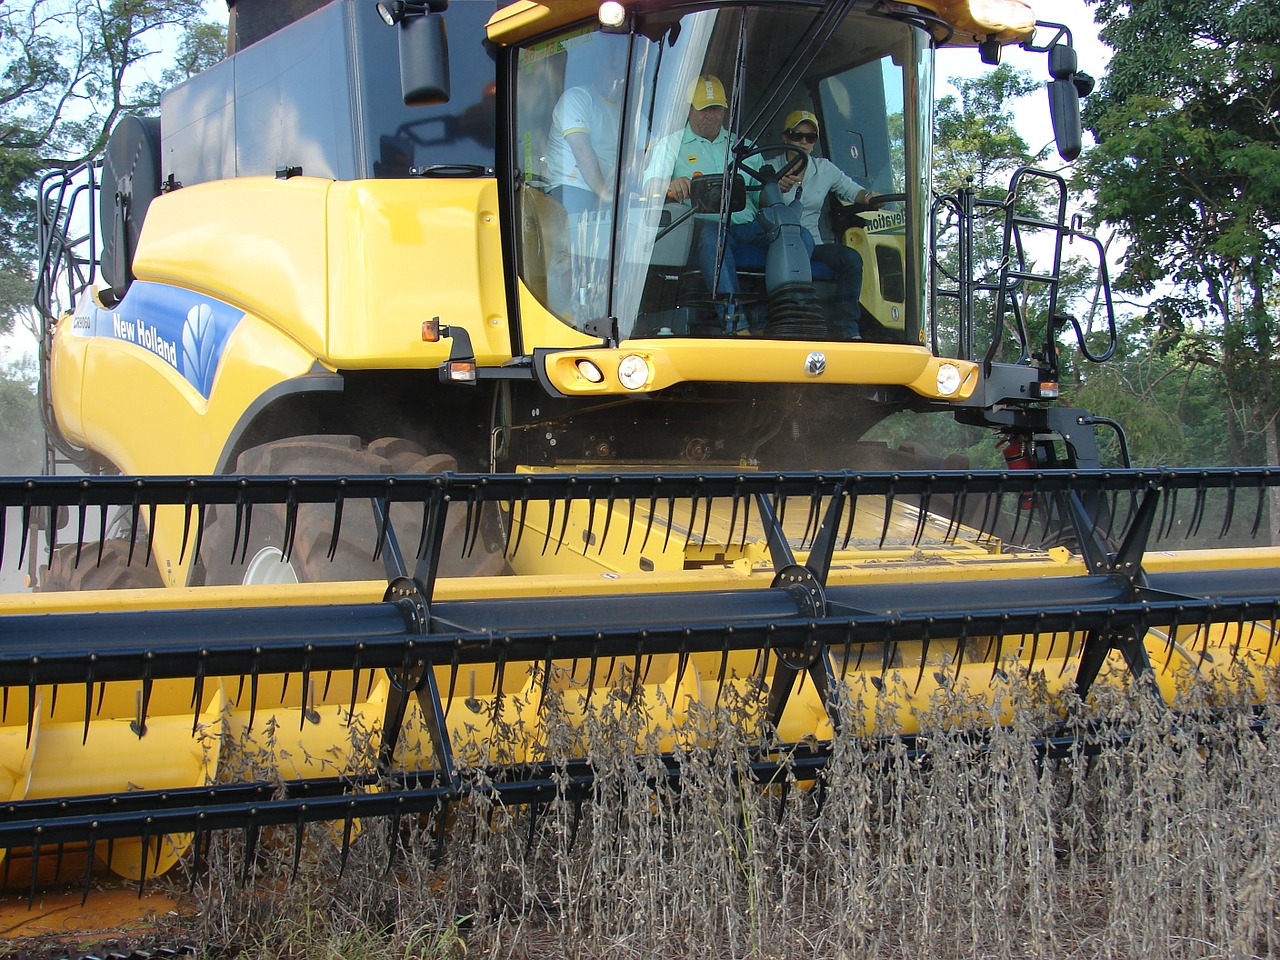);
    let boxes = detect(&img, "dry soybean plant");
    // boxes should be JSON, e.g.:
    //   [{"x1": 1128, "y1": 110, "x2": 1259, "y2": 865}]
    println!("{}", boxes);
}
[{"x1": 184, "y1": 662, "x2": 1280, "y2": 960}]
